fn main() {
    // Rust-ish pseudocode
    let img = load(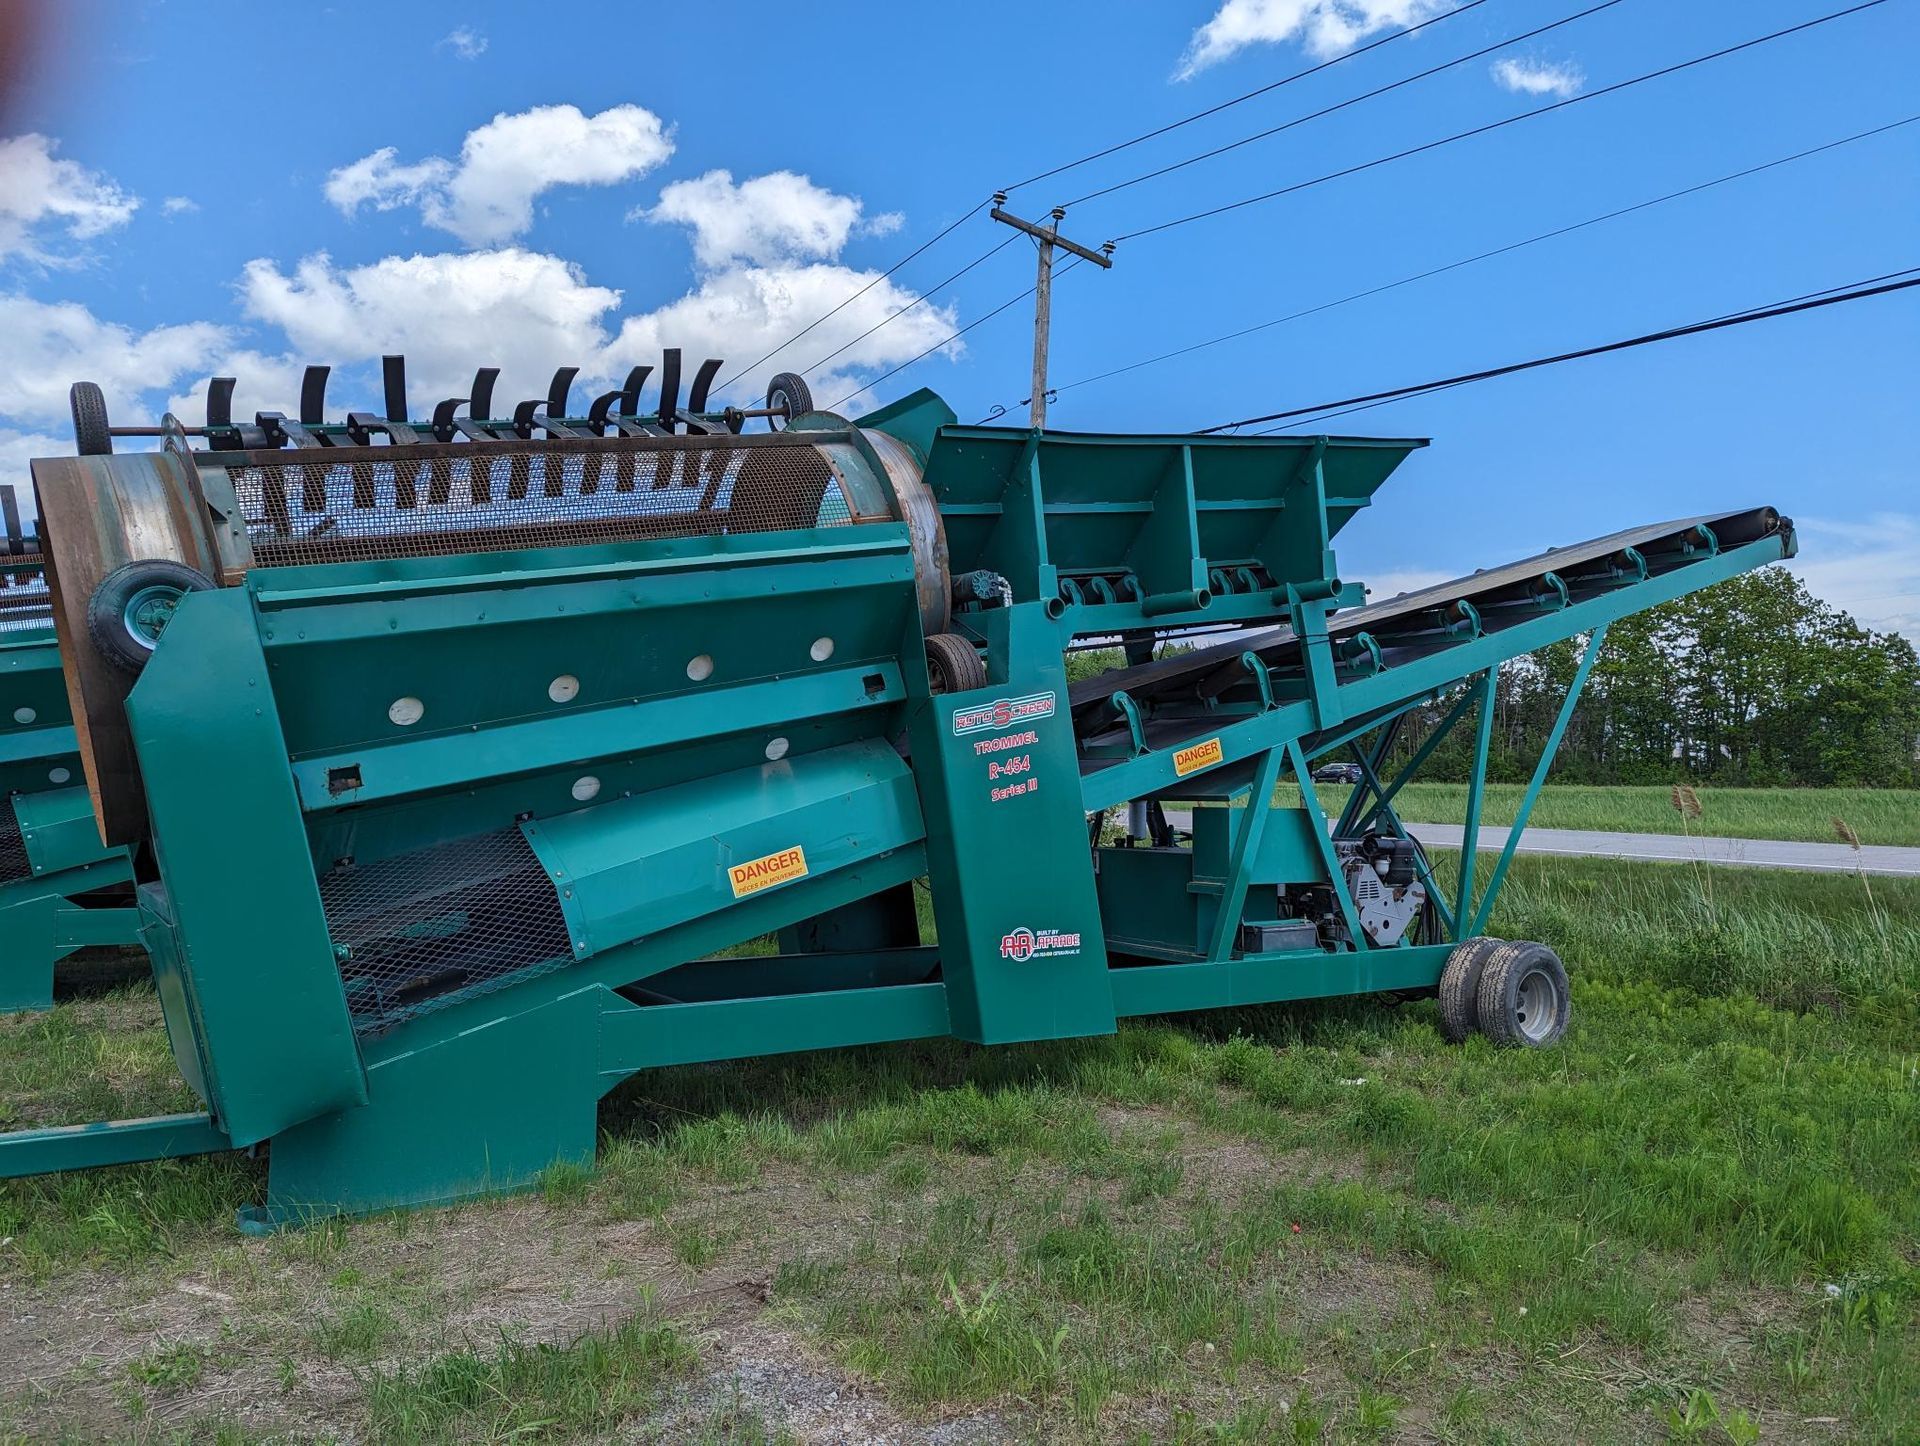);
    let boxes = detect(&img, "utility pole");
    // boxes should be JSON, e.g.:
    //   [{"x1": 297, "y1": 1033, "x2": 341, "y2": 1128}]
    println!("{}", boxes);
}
[{"x1": 990, "y1": 195, "x2": 1113, "y2": 430}]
